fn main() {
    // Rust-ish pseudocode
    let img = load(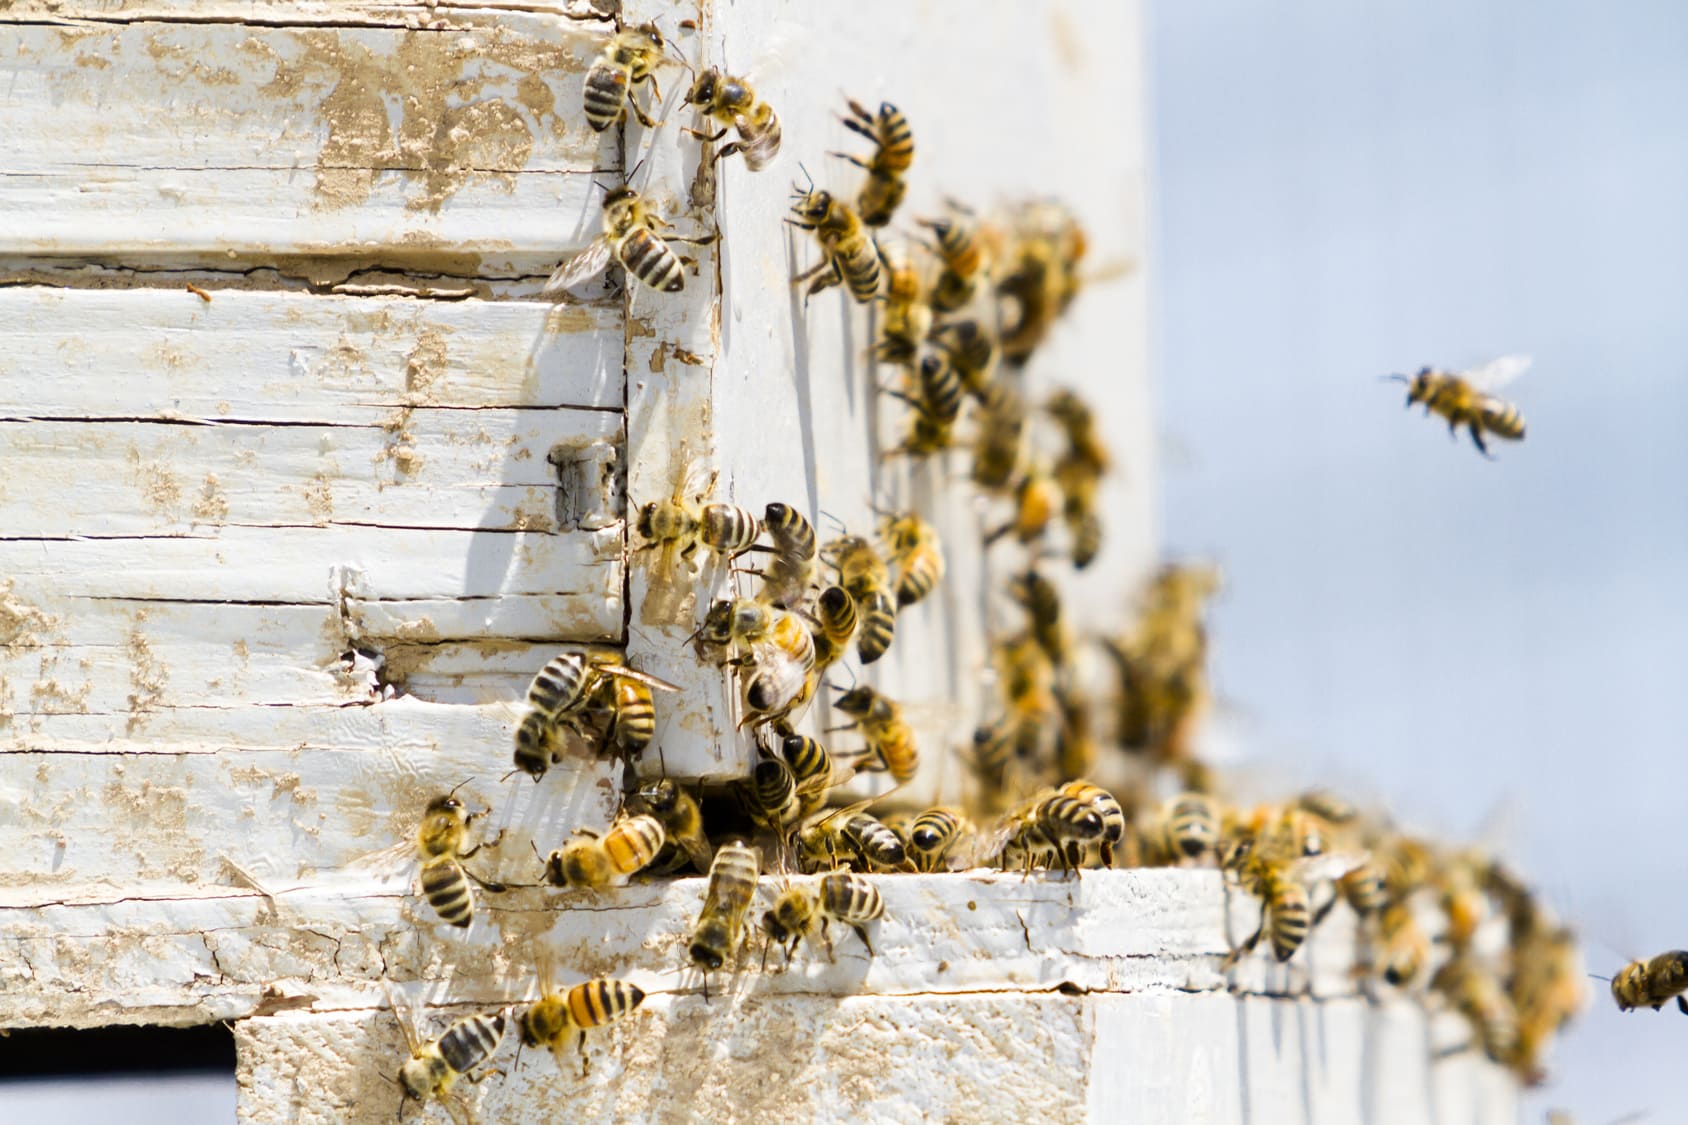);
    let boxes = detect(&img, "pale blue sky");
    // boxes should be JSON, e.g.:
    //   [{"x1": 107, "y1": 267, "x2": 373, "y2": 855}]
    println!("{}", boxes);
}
[{"x1": 1149, "y1": 0, "x2": 1688, "y2": 1118}]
